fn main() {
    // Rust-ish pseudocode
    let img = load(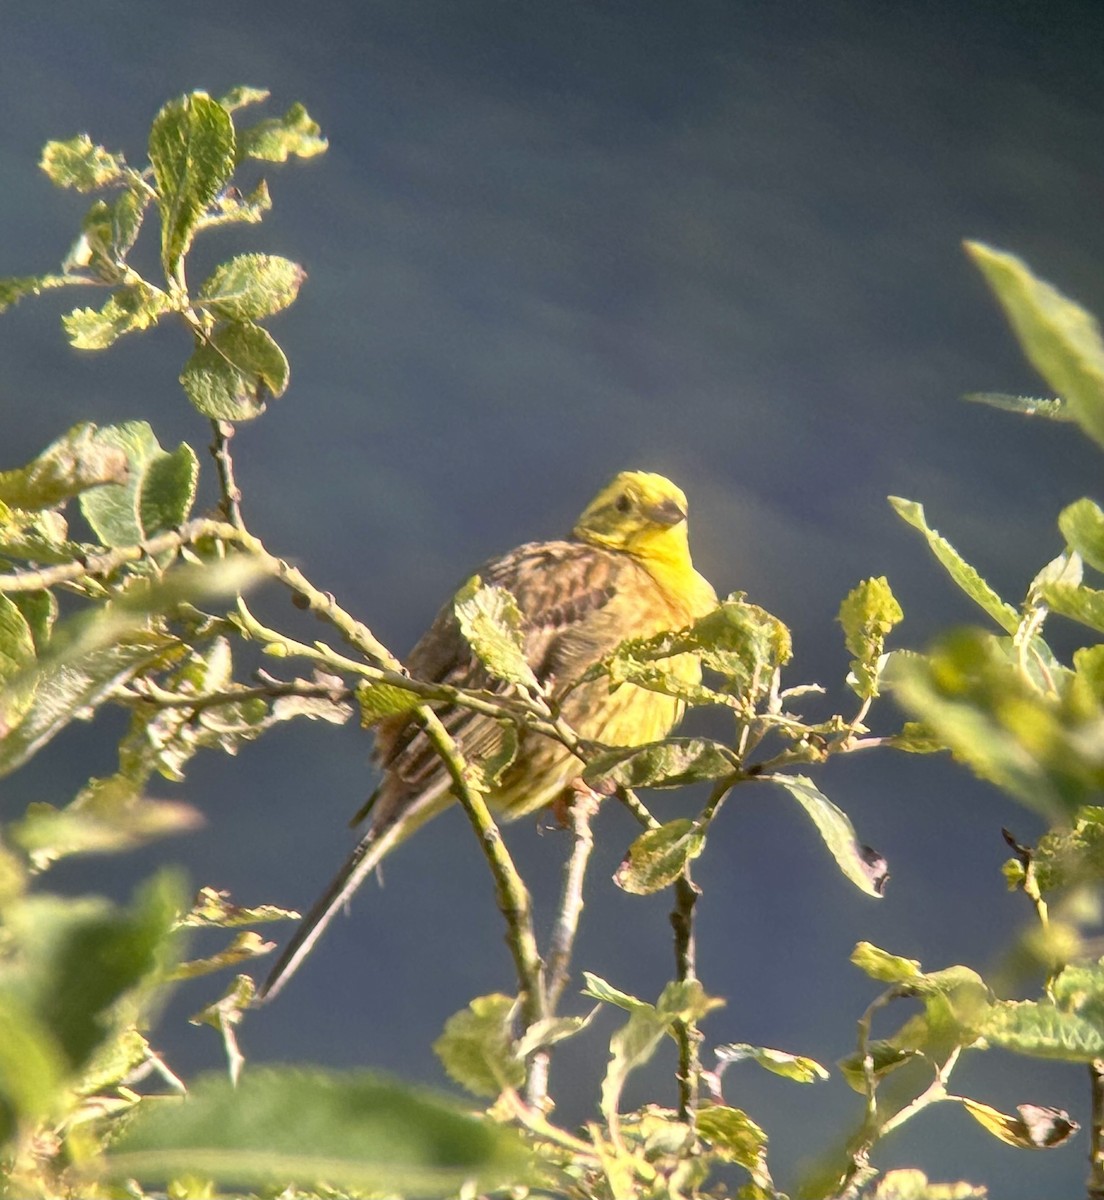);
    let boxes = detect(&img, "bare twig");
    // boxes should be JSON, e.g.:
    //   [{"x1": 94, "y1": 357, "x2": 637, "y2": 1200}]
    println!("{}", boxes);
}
[
  {"x1": 526, "y1": 784, "x2": 601, "y2": 1107},
  {"x1": 210, "y1": 419, "x2": 245, "y2": 530},
  {"x1": 671, "y1": 868, "x2": 700, "y2": 1122}
]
